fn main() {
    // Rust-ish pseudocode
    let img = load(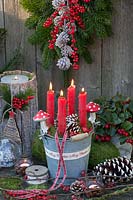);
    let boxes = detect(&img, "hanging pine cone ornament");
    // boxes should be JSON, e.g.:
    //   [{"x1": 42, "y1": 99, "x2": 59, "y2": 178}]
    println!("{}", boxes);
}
[
  {"x1": 61, "y1": 45, "x2": 73, "y2": 56},
  {"x1": 93, "y1": 157, "x2": 133, "y2": 184},
  {"x1": 70, "y1": 180, "x2": 86, "y2": 194},
  {"x1": 52, "y1": 0, "x2": 65, "y2": 9},
  {"x1": 54, "y1": 16, "x2": 62, "y2": 26},
  {"x1": 66, "y1": 114, "x2": 81, "y2": 137},
  {"x1": 57, "y1": 56, "x2": 71, "y2": 70},
  {"x1": 55, "y1": 31, "x2": 70, "y2": 48}
]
